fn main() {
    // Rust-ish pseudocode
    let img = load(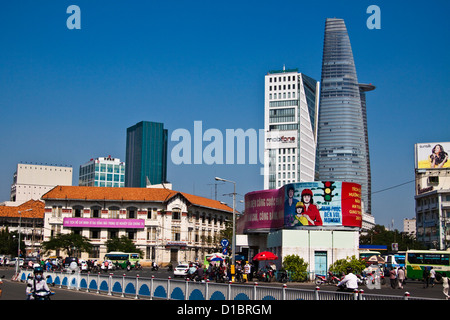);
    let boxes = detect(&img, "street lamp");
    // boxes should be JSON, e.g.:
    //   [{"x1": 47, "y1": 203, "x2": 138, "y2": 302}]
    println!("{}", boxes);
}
[
  {"x1": 16, "y1": 208, "x2": 32, "y2": 274},
  {"x1": 215, "y1": 177, "x2": 236, "y2": 276}
]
